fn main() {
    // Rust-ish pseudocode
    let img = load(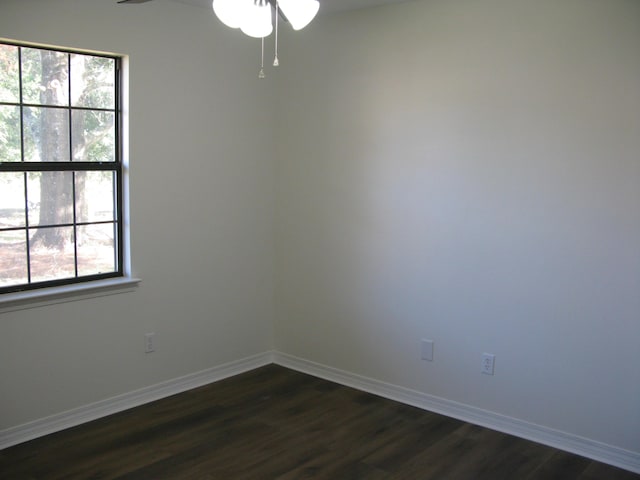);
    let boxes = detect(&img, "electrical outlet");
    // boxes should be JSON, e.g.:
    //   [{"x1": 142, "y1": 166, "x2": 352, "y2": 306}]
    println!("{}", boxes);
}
[
  {"x1": 421, "y1": 339, "x2": 434, "y2": 361},
  {"x1": 481, "y1": 353, "x2": 495, "y2": 375},
  {"x1": 144, "y1": 333, "x2": 155, "y2": 353}
]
